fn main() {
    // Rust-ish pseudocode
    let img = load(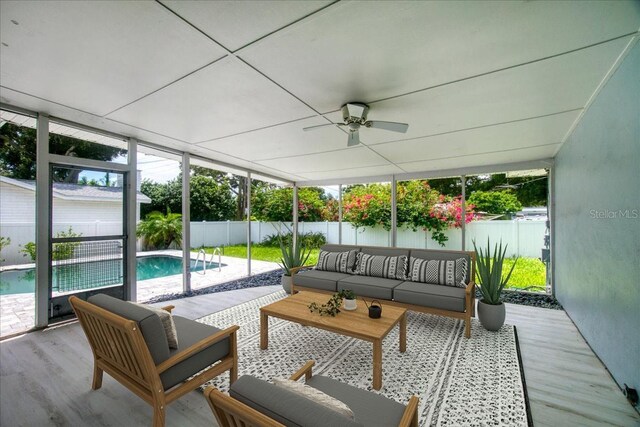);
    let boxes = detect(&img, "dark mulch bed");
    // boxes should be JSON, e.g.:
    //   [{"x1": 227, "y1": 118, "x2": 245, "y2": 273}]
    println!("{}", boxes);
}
[{"x1": 147, "y1": 269, "x2": 563, "y2": 310}]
